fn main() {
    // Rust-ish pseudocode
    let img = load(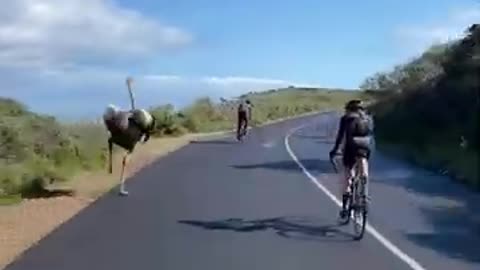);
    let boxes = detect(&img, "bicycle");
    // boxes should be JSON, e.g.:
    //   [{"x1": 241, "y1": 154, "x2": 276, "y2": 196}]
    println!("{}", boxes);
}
[
  {"x1": 237, "y1": 127, "x2": 247, "y2": 141},
  {"x1": 330, "y1": 154, "x2": 369, "y2": 240},
  {"x1": 237, "y1": 119, "x2": 249, "y2": 142}
]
